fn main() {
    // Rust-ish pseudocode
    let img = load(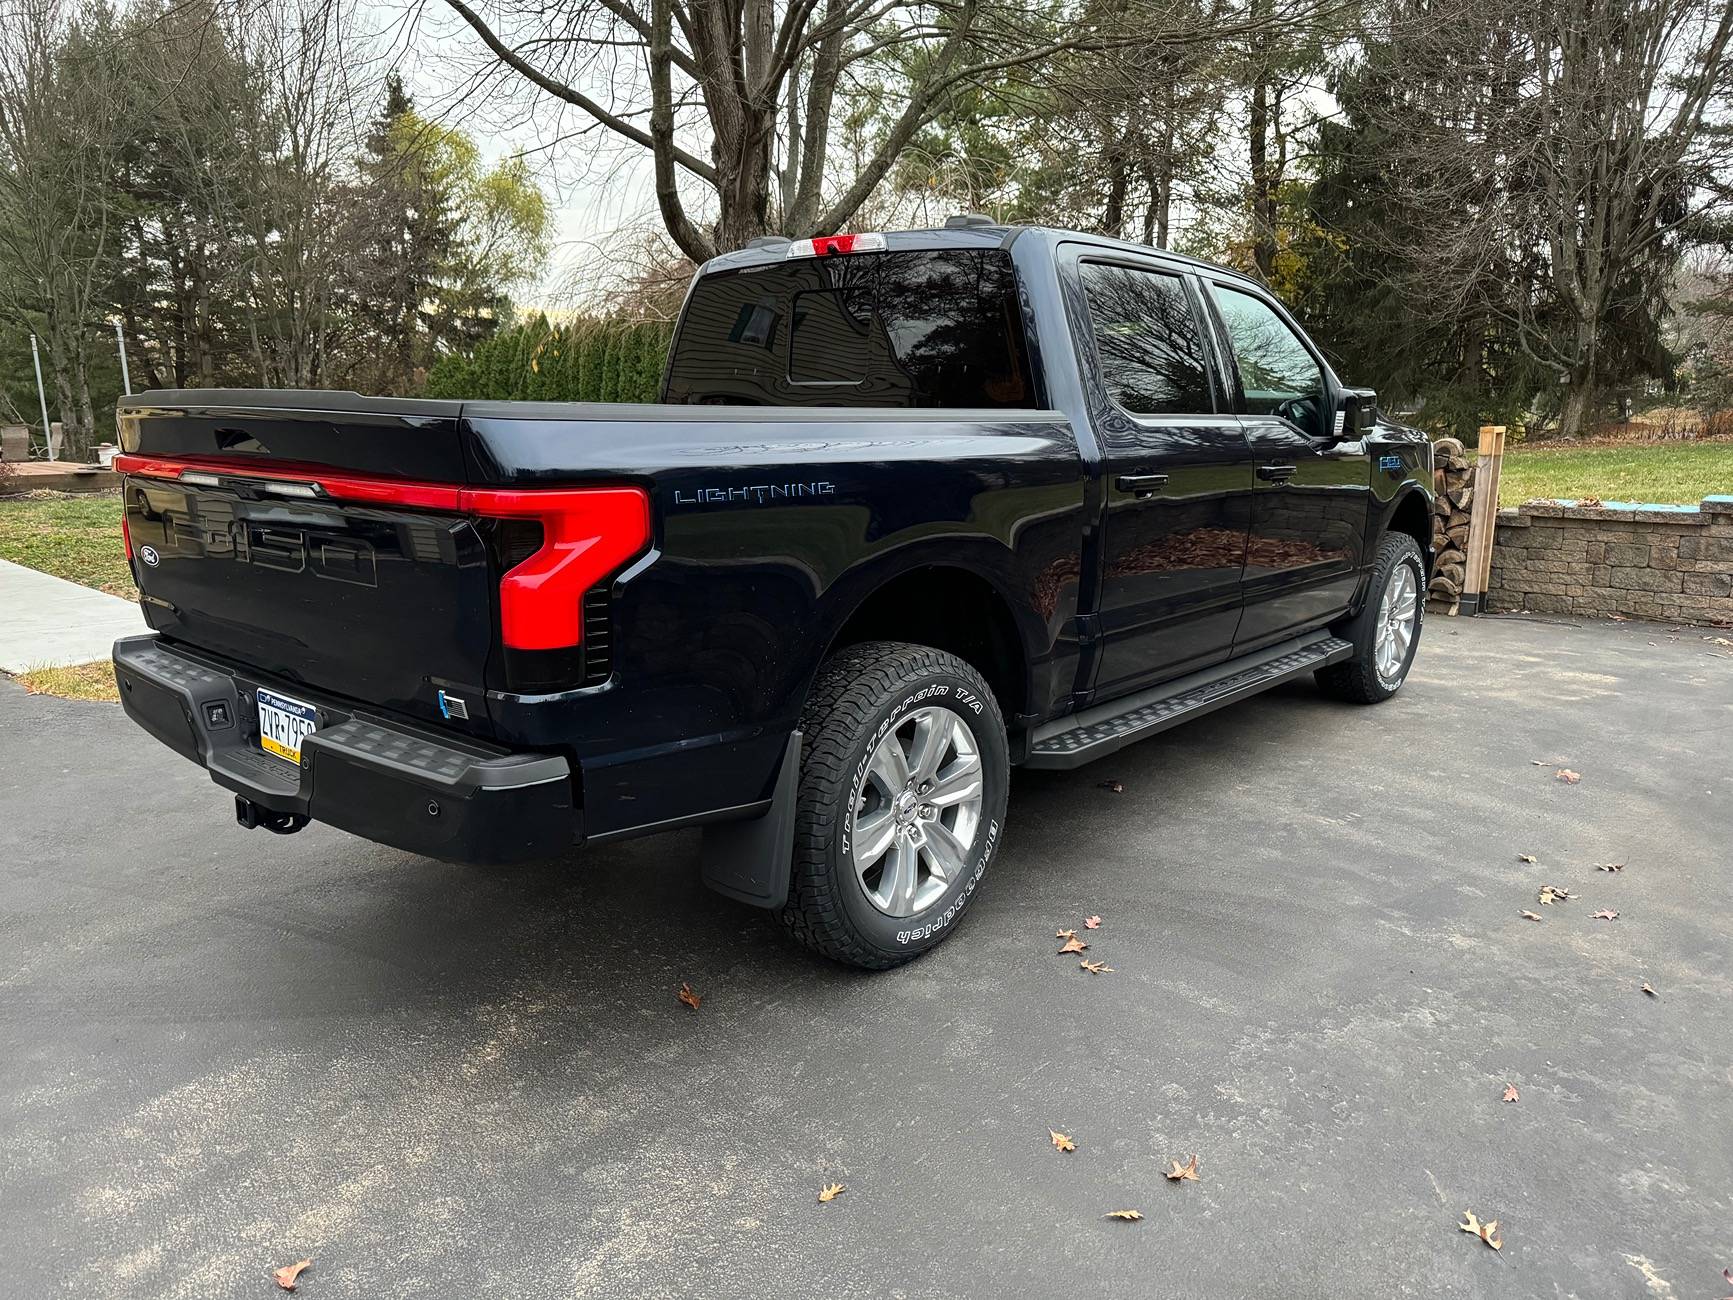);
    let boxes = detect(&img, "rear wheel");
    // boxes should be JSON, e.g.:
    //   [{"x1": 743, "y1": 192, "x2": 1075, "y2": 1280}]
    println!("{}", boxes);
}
[
  {"x1": 1316, "y1": 532, "x2": 1426, "y2": 704},
  {"x1": 781, "y1": 641, "x2": 1009, "y2": 969}
]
